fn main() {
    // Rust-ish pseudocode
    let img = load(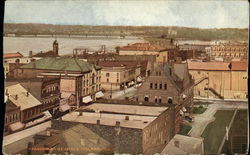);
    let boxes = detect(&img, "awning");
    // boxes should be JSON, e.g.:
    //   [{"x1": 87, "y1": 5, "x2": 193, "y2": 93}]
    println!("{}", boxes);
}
[
  {"x1": 182, "y1": 107, "x2": 187, "y2": 112},
  {"x1": 95, "y1": 91, "x2": 104, "y2": 98},
  {"x1": 9, "y1": 122, "x2": 24, "y2": 132},
  {"x1": 82, "y1": 96, "x2": 92, "y2": 103},
  {"x1": 60, "y1": 104, "x2": 71, "y2": 112}
]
